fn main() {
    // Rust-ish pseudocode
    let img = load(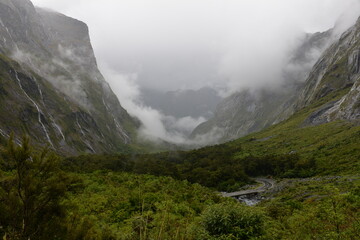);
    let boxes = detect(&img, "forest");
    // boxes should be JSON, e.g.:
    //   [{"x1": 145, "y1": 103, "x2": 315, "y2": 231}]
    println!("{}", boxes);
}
[
  {"x1": 1, "y1": 136, "x2": 359, "y2": 239},
  {"x1": 64, "y1": 143, "x2": 316, "y2": 192}
]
